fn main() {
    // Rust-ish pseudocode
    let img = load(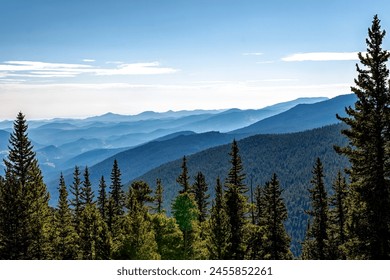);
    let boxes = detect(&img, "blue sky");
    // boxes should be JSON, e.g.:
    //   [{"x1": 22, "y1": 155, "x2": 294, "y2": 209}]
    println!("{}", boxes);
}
[{"x1": 0, "y1": 0, "x2": 389, "y2": 119}]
